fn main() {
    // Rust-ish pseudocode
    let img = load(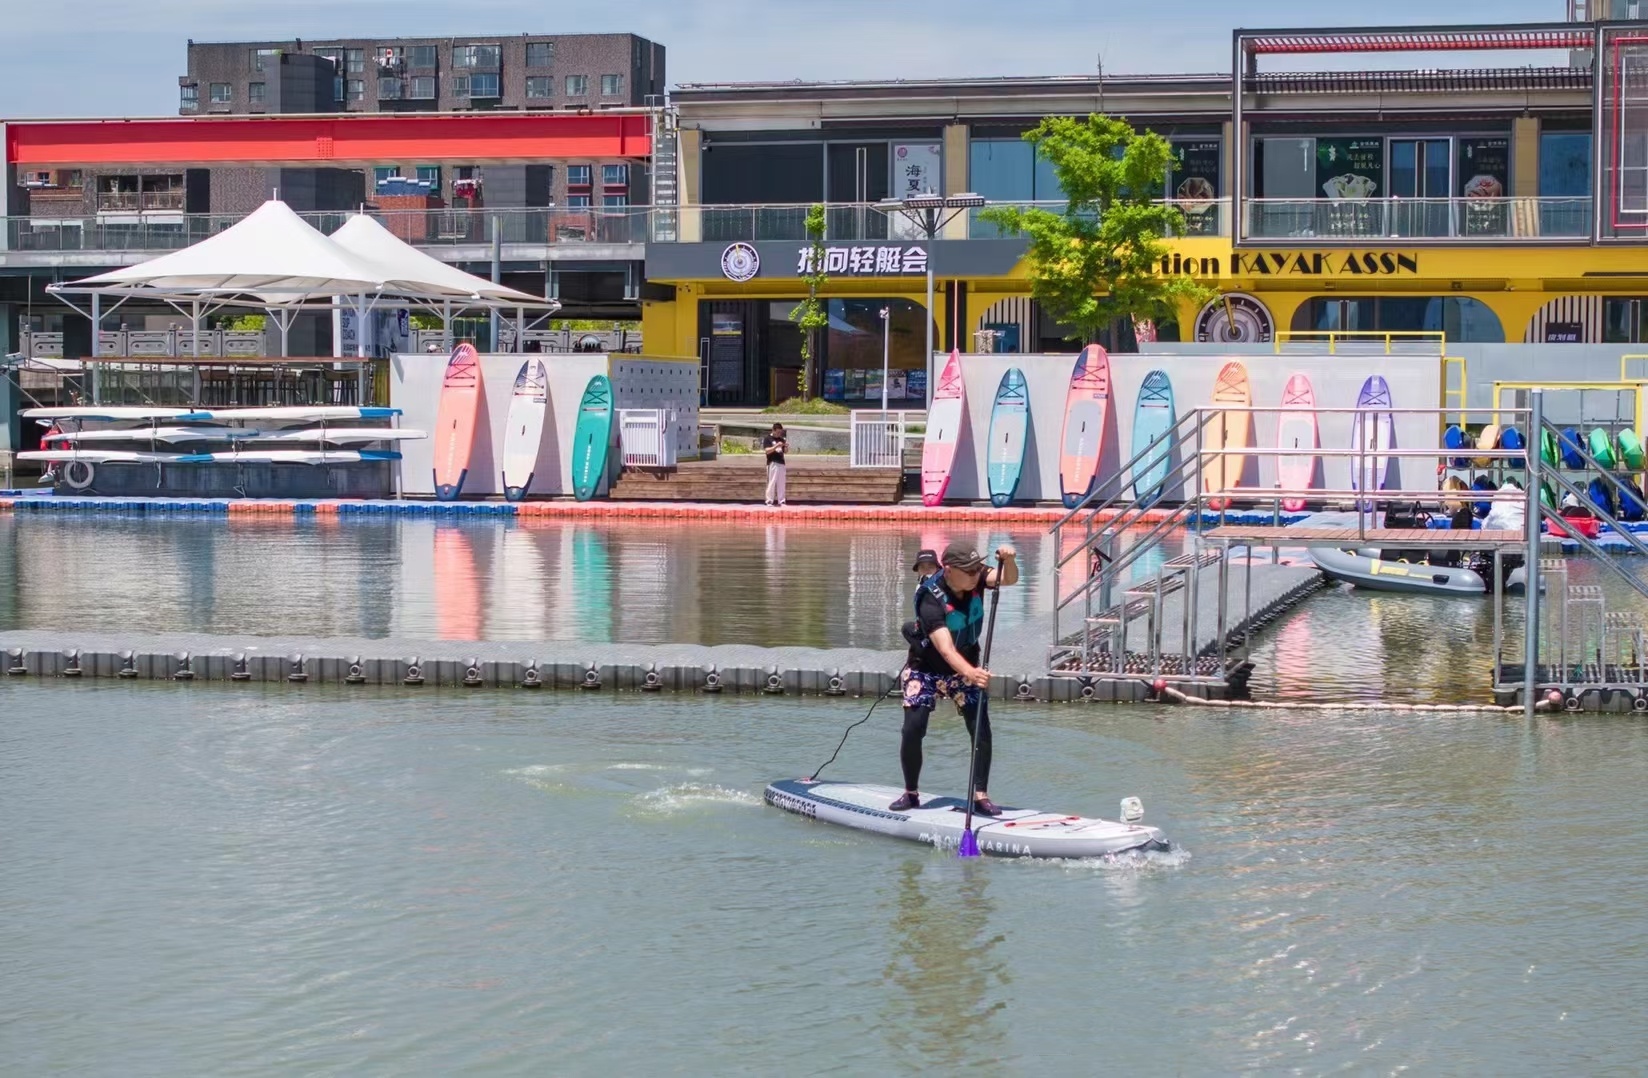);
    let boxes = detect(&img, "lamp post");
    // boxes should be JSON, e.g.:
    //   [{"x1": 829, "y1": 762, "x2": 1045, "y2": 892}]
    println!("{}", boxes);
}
[
  {"x1": 876, "y1": 191, "x2": 985, "y2": 407},
  {"x1": 879, "y1": 305, "x2": 890, "y2": 412}
]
